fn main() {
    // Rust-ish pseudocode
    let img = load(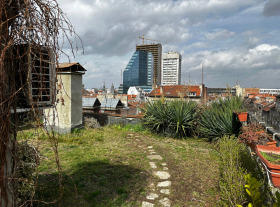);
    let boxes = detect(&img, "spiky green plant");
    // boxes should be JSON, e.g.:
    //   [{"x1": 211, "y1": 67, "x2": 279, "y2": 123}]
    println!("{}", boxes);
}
[
  {"x1": 141, "y1": 100, "x2": 197, "y2": 138},
  {"x1": 199, "y1": 96, "x2": 243, "y2": 141}
]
